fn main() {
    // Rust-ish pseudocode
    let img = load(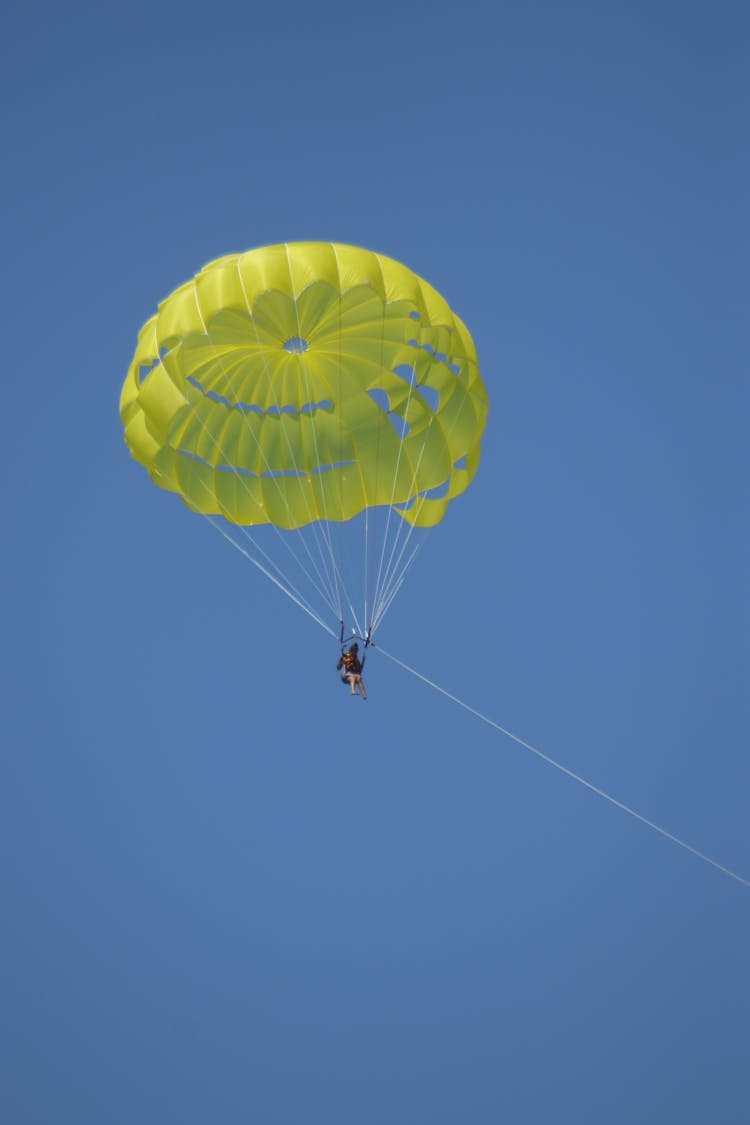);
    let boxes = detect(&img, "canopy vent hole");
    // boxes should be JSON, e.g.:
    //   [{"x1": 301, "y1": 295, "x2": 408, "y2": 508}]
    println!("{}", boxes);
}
[{"x1": 283, "y1": 335, "x2": 309, "y2": 353}]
